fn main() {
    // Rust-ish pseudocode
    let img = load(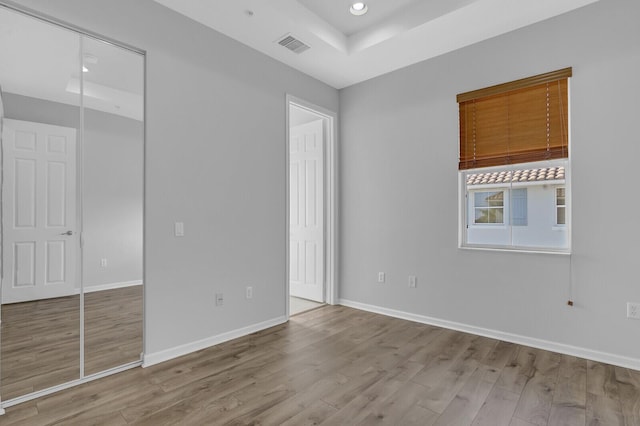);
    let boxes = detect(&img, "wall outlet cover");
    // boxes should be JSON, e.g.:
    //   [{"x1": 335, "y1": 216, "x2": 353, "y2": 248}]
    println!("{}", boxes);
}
[
  {"x1": 174, "y1": 222, "x2": 185, "y2": 237},
  {"x1": 628, "y1": 302, "x2": 640, "y2": 319},
  {"x1": 378, "y1": 272, "x2": 385, "y2": 283},
  {"x1": 409, "y1": 275, "x2": 417, "y2": 288}
]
